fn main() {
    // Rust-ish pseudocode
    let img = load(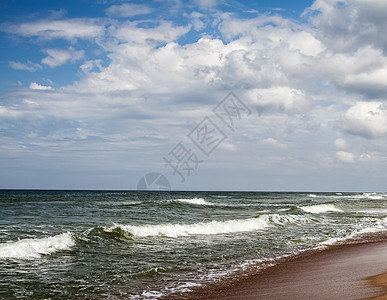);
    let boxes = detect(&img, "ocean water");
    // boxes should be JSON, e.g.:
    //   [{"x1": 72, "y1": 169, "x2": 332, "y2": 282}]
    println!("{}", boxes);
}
[{"x1": 0, "y1": 190, "x2": 386, "y2": 299}]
